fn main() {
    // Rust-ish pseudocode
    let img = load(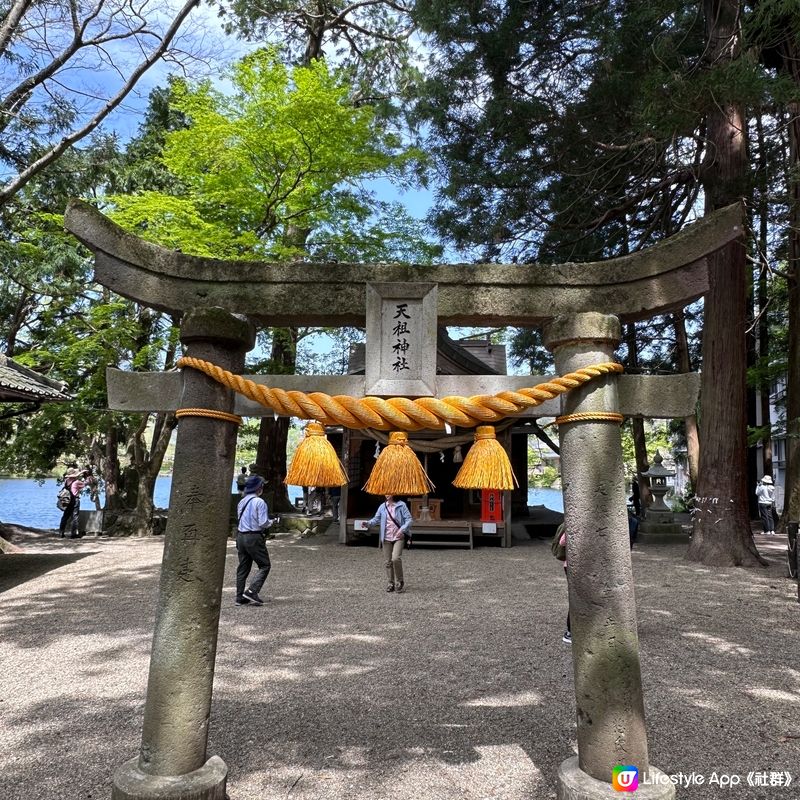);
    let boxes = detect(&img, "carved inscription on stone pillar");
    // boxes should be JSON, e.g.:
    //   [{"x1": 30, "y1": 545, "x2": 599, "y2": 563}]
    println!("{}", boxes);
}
[{"x1": 364, "y1": 282, "x2": 437, "y2": 397}]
